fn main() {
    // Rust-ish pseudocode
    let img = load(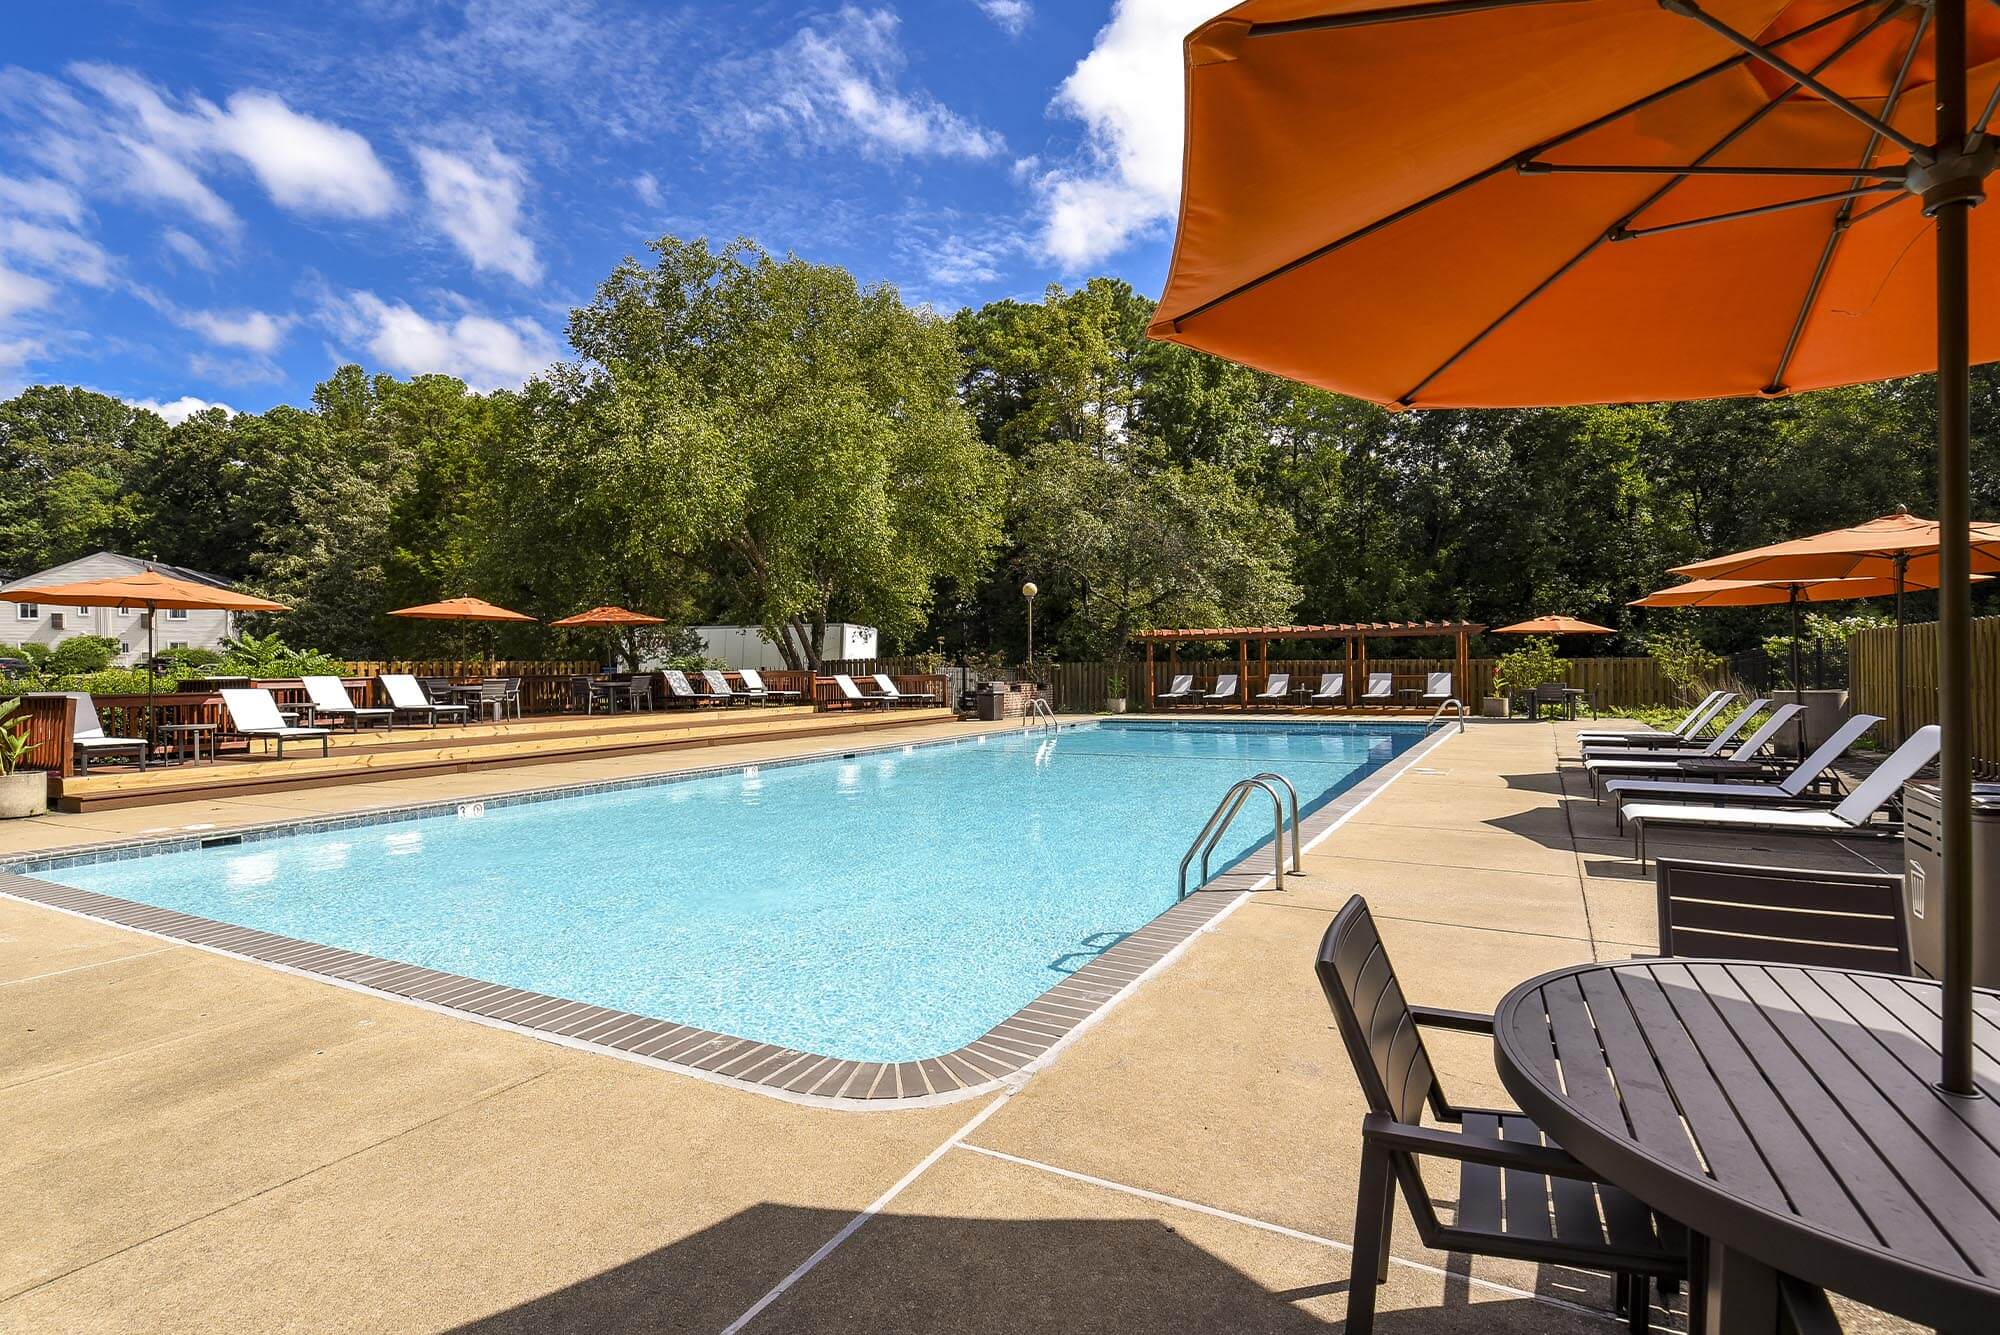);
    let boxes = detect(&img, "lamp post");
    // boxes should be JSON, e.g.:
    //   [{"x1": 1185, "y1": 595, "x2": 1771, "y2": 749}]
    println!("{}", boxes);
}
[{"x1": 1021, "y1": 581, "x2": 1038, "y2": 679}]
